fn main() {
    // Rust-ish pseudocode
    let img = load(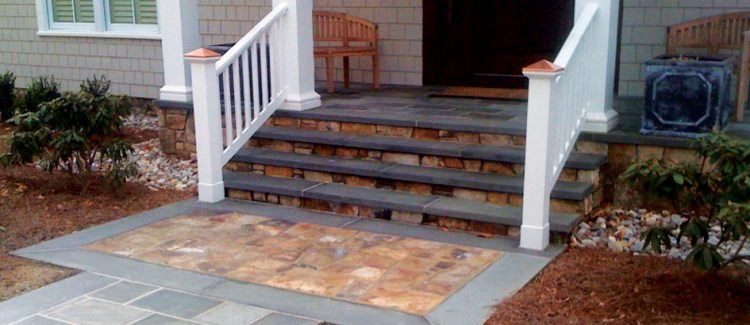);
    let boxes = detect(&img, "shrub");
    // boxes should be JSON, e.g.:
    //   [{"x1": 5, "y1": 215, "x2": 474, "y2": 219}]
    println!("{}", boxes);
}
[
  {"x1": 0, "y1": 71, "x2": 15, "y2": 121},
  {"x1": 1, "y1": 76, "x2": 137, "y2": 192},
  {"x1": 621, "y1": 133, "x2": 750, "y2": 271},
  {"x1": 17, "y1": 76, "x2": 60, "y2": 114}
]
